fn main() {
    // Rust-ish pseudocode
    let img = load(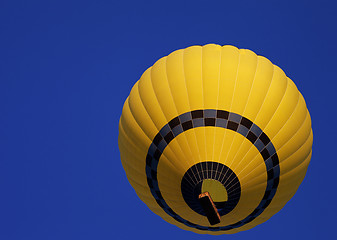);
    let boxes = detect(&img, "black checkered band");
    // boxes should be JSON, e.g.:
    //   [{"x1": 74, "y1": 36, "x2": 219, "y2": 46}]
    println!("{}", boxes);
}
[
  {"x1": 181, "y1": 162, "x2": 241, "y2": 216},
  {"x1": 146, "y1": 109, "x2": 280, "y2": 231}
]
